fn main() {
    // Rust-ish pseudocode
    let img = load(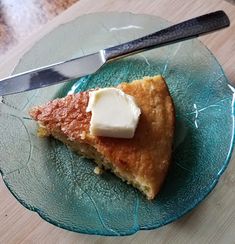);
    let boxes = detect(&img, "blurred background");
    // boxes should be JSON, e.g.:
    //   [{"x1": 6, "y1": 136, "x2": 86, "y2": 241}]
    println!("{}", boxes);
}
[{"x1": 0, "y1": 0, "x2": 78, "y2": 54}]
